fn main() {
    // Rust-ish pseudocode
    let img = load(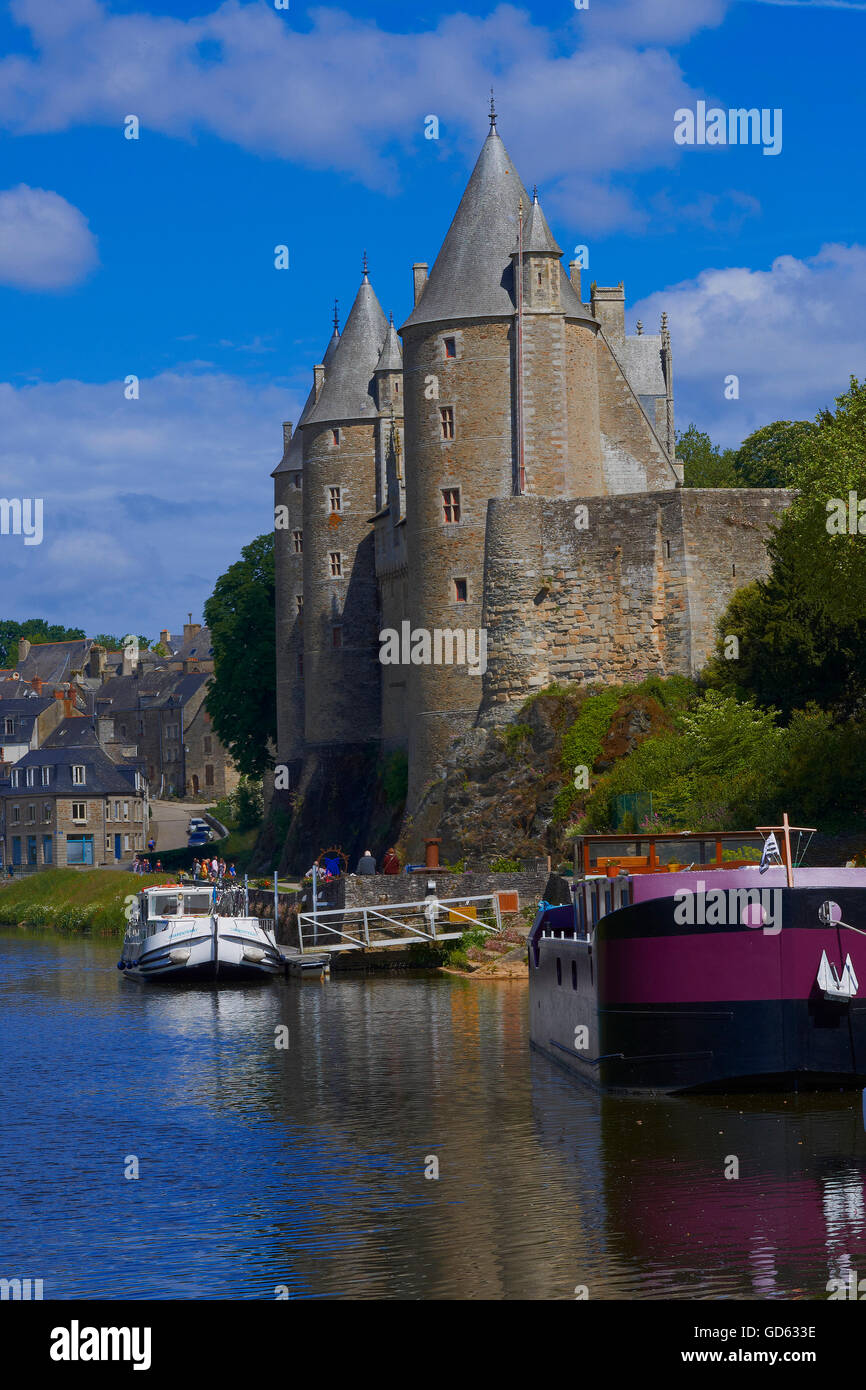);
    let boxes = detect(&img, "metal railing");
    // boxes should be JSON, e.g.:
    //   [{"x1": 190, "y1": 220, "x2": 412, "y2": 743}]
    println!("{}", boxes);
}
[{"x1": 296, "y1": 893, "x2": 503, "y2": 954}]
